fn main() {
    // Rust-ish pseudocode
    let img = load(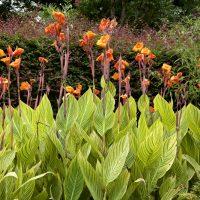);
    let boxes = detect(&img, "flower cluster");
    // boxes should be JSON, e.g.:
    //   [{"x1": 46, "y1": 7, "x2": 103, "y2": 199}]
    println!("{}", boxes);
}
[
  {"x1": 20, "y1": 81, "x2": 32, "y2": 91},
  {"x1": 65, "y1": 84, "x2": 82, "y2": 97},
  {"x1": 161, "y1": 63, "x2": 183, "y2": 88},
  {"x1": 98, "y1": 18, "x2": 118, "y2": 33},
  {"x1": 0, "y1": 46, "x2": 24, "y2": 69},
  {"x1": 45, "y1": 11, "x2": 66, "y2": 44}
]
